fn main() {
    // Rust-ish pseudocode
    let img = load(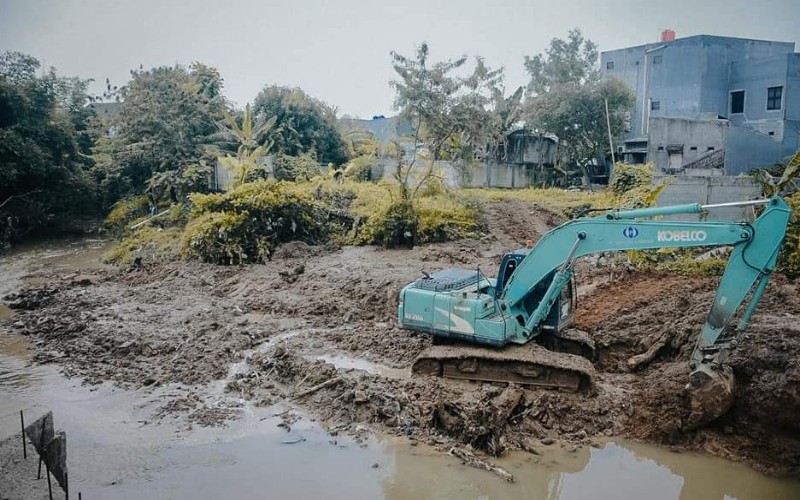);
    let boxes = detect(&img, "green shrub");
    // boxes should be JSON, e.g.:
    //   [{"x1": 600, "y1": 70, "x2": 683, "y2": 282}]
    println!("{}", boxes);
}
[
  {"x1": 102, "y1": 226, "x2": 183, "y2": 265},
  {"x1": 415, "y1": 196, "x2": 478, "y2": 243},
  {"x1": 343, "y1": 155, "x2": 376, "y2": 181},
  {"x1": 182, "y1": 180, "x2": 327, "y2": 264},
  {"x1": 609, "y1": 163, "x2": 653, "y2": 196},
  {"x1": 104, "y1": 196, "x2": 150, "y2": 233}
]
